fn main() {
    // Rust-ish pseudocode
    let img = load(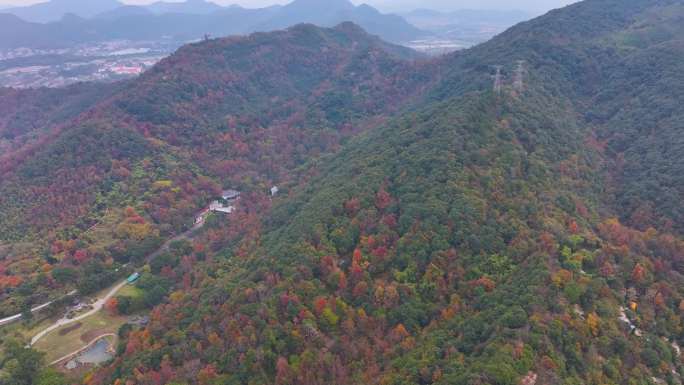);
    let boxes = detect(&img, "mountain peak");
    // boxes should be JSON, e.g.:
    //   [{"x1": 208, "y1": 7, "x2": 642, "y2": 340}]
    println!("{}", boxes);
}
[
  {"x1": 286, "y1": 0, "x2": 355, "y2": 12},
  {"x1": 4, "y1": 0, "x2": 123, "y2": 22}
]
